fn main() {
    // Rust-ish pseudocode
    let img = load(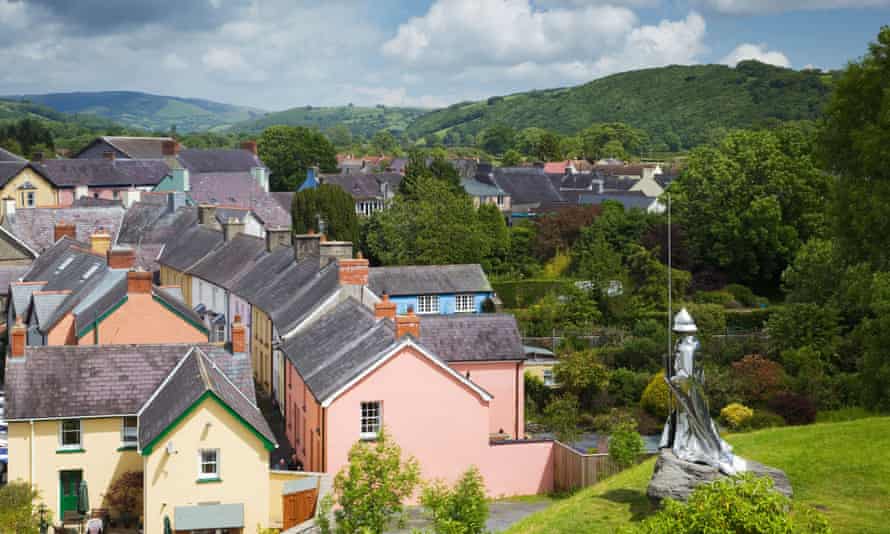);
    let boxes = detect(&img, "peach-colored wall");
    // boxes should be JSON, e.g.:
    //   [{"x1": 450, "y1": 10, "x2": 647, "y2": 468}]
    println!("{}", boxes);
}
[
  {"x1": 285, "y1": 363, "x2": 323, "y2": 472},
  {"x1": 482, "y1": 441, "x2": 554, "y2": 497},
  {"x1": 76, "y1": 293, "x2": 207, "y2": 345},
  {"x1": 46, "y1": 313, "x2": 76, "y2": 345},
  {"x1": 450, "y1": 361, "x2": 524, "y2": 439}
]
